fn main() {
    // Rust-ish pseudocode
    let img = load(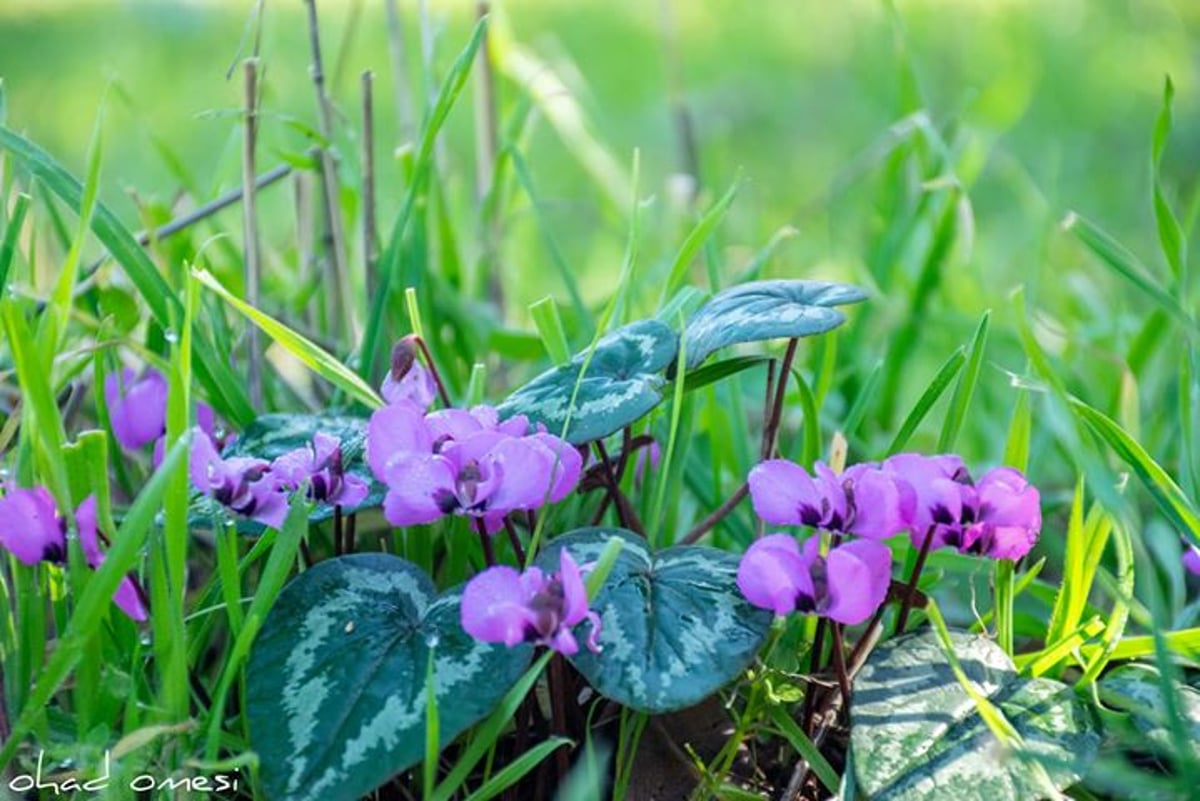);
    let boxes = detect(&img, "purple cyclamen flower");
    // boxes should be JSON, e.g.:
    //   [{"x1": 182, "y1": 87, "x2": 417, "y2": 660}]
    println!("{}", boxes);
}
[
  {"x1": 737, "y1": 534, "x2": 892, "y2": 625},
  {"x1": 366, "y1": 402, "x2": 581, "y2": 531},
  {"x1": 958, "y1": 467, "x2": 1042, "y2": 560},
  {"x1": 271, "y1": 432, "x2": 370, "y2": 509},
  {"x1": 748, "y1": 459, "x2": 911, "y2": 540},
  {"x1": 882, "y1": 454, "x2": 1042, "y2": 561},
  {"x1": 881, "y1": 453, "x2": 973, "y2": 550},
  {"x1": 0, "y1": 488, "x2": 146, "y2": 620},
  {"x1": 0, "y1": 485, "x2": 66, "y2": 565},
  {"x1": 1184, "y1": 543, "x2": 1200, "y2": 577},
  {"x1": 105, "y1": 368, "x2": 169, "y2": 451},
  {"x1": 461, "y1": 549, "x2": 601, "y2": 655},
  {"x1": 381, "y1": 338, "x2": 439, "y2": 409},
  {"x1": 75, "y1": 497, "x2": 149, "y2": 621},
  {"x1": 190, "y1": 428, "x2": 288, "y2": 529}
]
